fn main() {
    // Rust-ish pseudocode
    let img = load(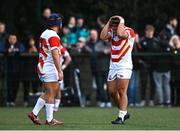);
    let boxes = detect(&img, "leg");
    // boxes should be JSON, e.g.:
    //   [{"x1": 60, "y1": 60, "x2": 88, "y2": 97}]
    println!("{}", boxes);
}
[
  {"x1": 128, "y1": 71, "x2": 136, "y2": 105},
  {"x1": 54, "y1": 82, "x2": 61, "y2": 111},
  {"x1": 108, "y1": 79, "x2": 120, "y2": 109},
  {"x1": 32, "y1": 81, "x2": 39, "y2": 93},
  {"x1": 135, "y1": 70, "x2": 140, "y2": 104},
  {"x1": 176, "y1": 81, "x2": 180, "y2": 106},
  {"x1": 98, "y1": 71, "x2": 107, "y2": 107},
  {"x1": 29, "y1": 81, "x2": 60, "y2": 124},
  {"x1": 6, "y1": 79, "x2": 13, "y2": 106},
  {"x1": 139, "y1": 70, "x2": 148, "y2": 106},
  {"x1": 28, "y1": 83, "x2": 45, "y2": 125},
  {"x1": 102, "y1": 71, "x2": 112, "y2": 107},
  {"x1": 163, "y1": 71, "x2": 171, "y2": 105},
  {"x1": 11, "y1": 80, "x2": 19, "y2": 105},
  {"x1": 23, "y1": 81, "x2": 30, "y2": 106},
  {"x1": 111, "y1": 78, "x2": 130, "y2": 124},
  {"x1": 117, "y1": 79, "x2": 129, "y2": 111},
  {"x1": 42, "y1": 82, "x2": 61, "y2": 123},
  {"x1": 43, "y1": 82, "x2": 64, "y2": 125},
  {"x1": 149, "y1": 71, "x2": 155, "y2": 106},
  {"x1": 152, "y1": 71, "x2": 163, "y2": 105}
]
